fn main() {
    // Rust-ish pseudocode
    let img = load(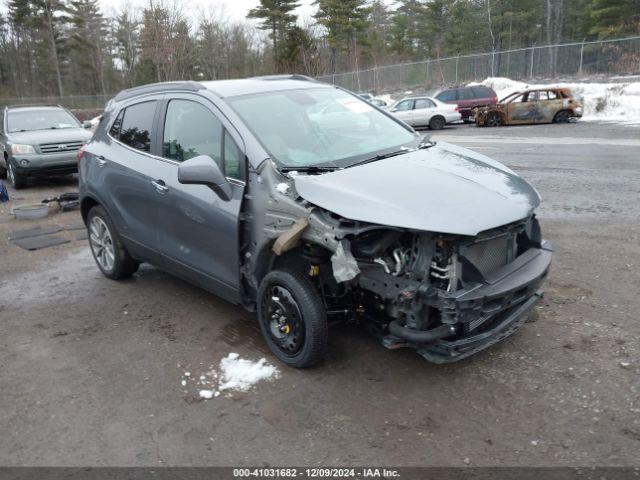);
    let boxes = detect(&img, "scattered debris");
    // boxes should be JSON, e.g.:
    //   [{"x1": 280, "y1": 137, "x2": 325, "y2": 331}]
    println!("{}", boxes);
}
[
  {"x1": 619, "y1": 361, "x2": 631, "y2": 369},
  {"x1": 0, "y1": 181, "x2": 9, "y2": 202},
  {"x1": 42, "y1": 192, "x2": 80, "y2": 212},
  {"x1": 11, "y1": 203, "x2": 50, "y2": 220}
]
